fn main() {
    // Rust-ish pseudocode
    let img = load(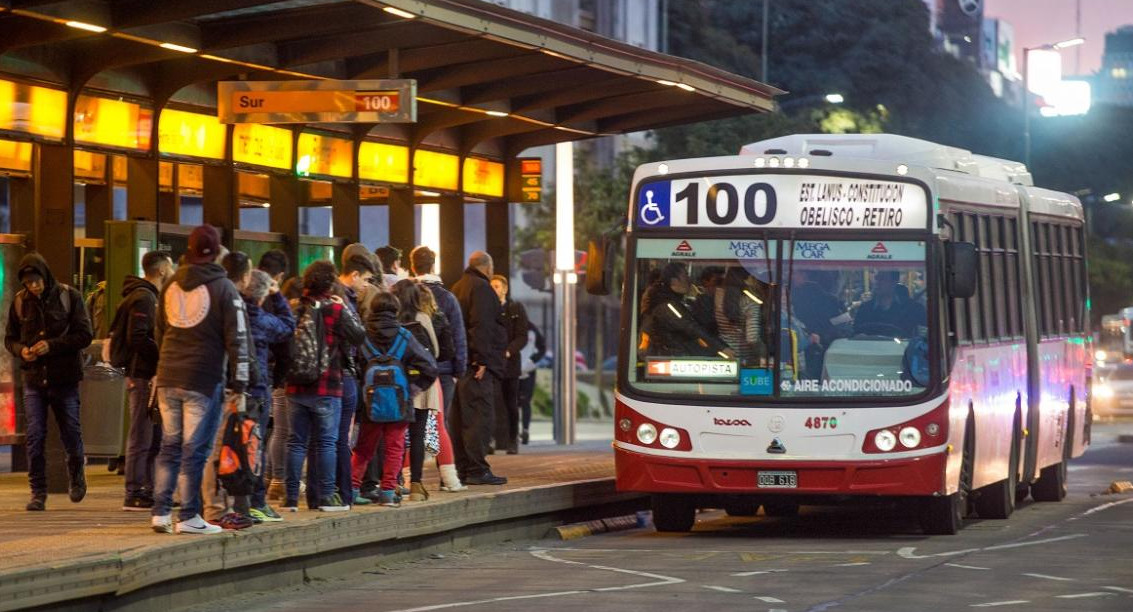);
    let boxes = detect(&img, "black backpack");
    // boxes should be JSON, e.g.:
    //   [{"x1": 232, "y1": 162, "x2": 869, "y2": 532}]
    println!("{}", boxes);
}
[
  {"x1": 217, "y1": 410, "x2": 262, "y2": 496},
  {"x1": 287, "y1": 301, "x2": 328, "y2": 386},
  {"x1": 103, "y1": 296, "x2": 135, "y2": 369}
]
